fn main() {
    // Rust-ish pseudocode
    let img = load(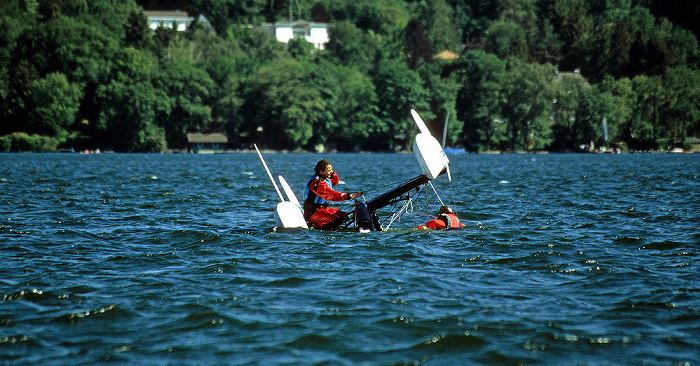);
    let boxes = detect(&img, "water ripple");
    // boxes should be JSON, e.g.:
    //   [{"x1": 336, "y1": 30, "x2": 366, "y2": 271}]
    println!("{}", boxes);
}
[{"x1": 0, "y1": 153, "x2": 698, "y2": 365}]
